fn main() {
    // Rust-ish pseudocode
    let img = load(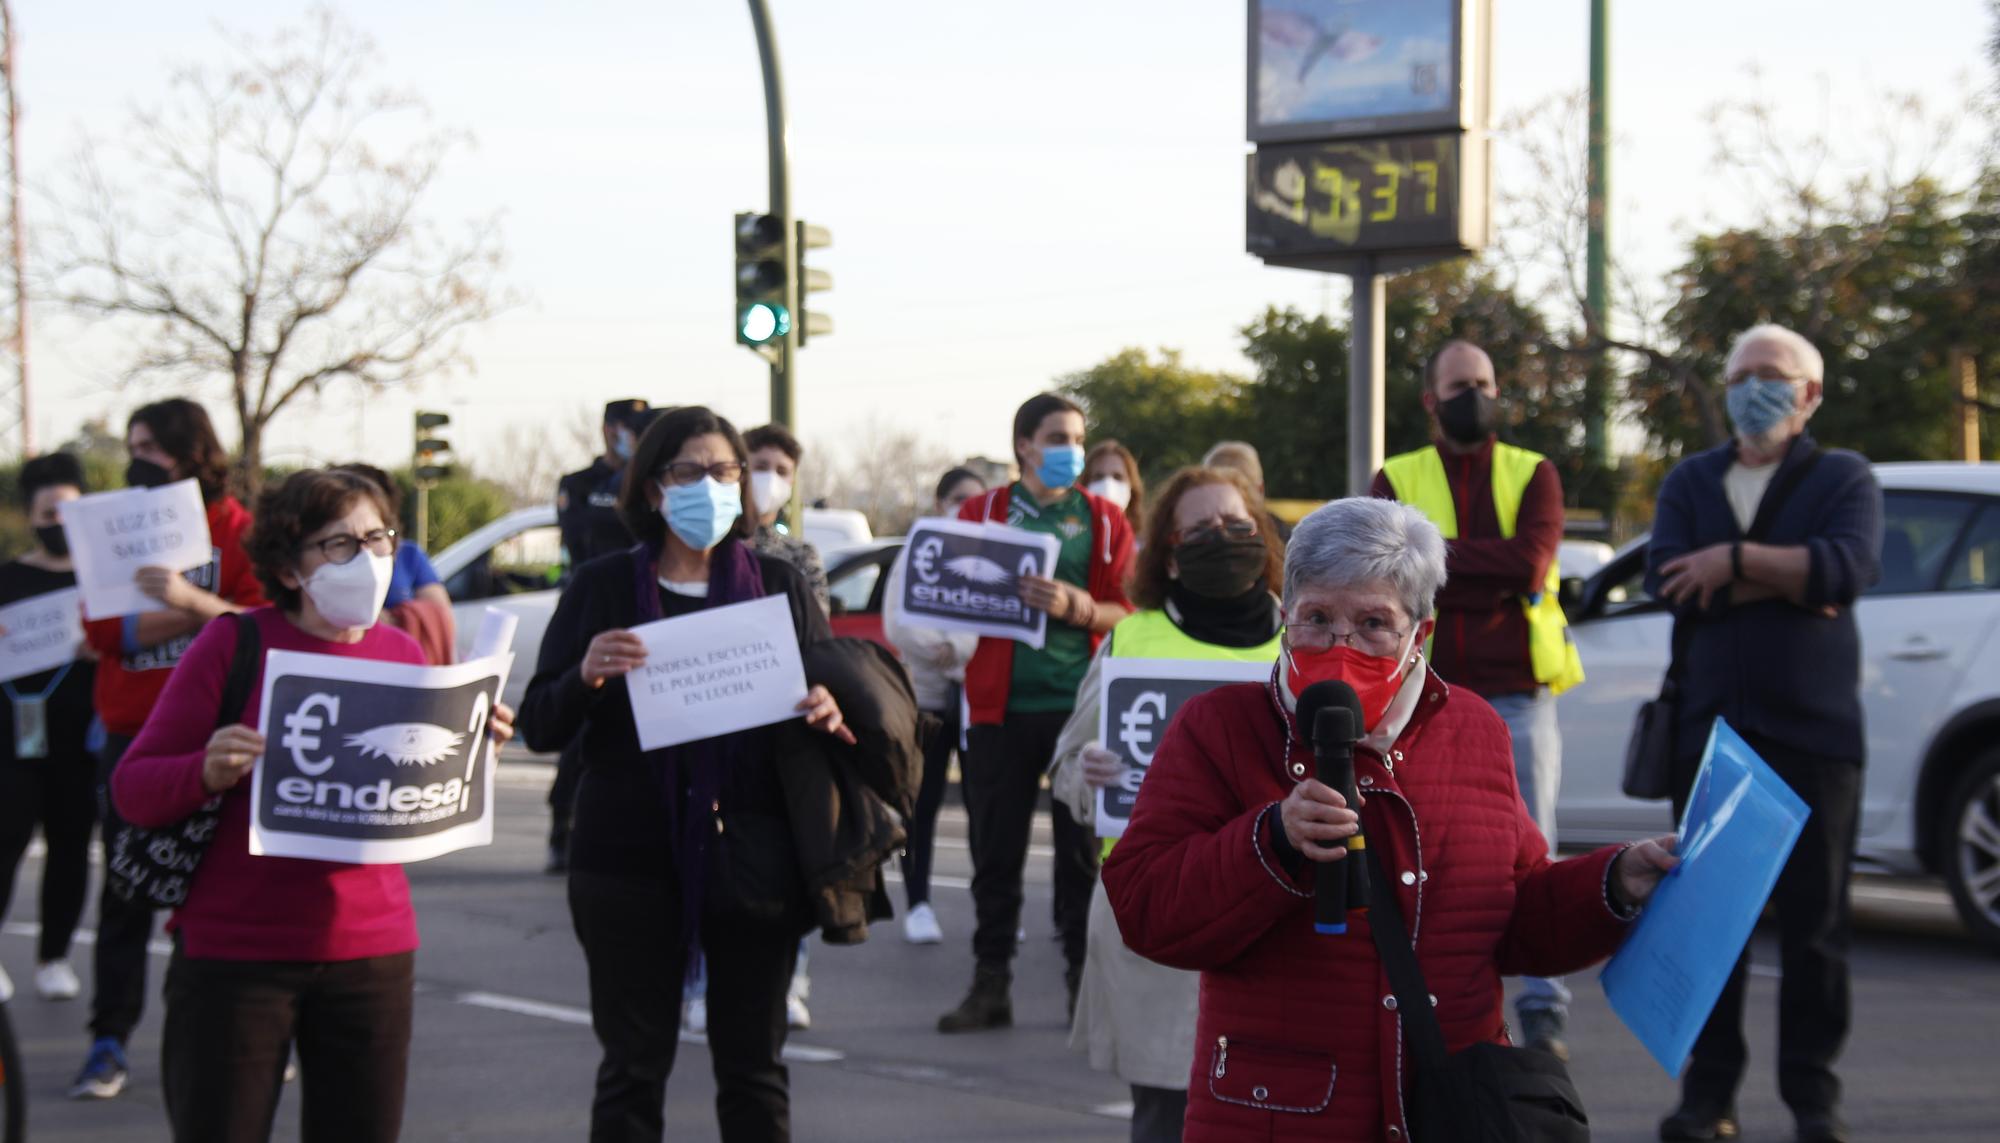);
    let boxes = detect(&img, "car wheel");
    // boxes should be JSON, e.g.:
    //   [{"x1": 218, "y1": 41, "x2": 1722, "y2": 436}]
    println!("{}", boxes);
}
[{"x1": 1944, "y1": 747, "x2": 2000, "y2": 952}]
